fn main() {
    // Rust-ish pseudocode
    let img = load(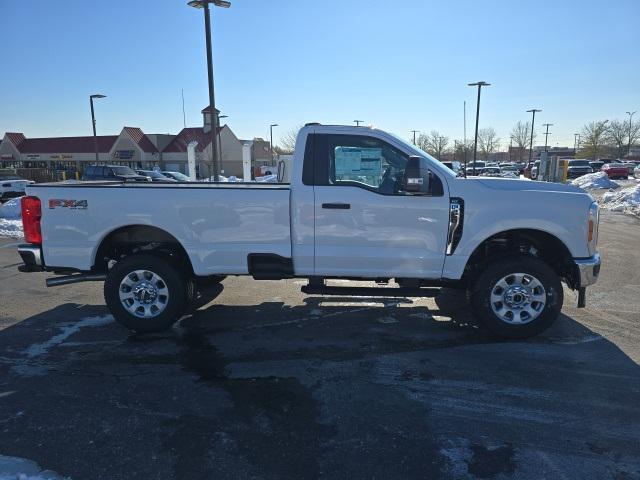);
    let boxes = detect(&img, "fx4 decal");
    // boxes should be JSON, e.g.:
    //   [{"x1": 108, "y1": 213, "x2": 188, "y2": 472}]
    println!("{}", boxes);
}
[{"x1": 49, "y1": 199, "x2": 88, "y2": 210}]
